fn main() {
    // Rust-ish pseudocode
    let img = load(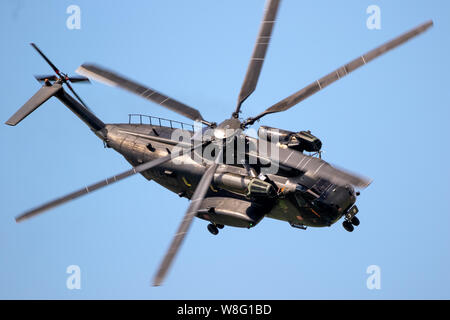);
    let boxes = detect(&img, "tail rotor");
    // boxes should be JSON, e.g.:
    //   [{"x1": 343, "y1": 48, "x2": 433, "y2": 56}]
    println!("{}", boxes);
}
[
  {"x1": 30, "y1": 43, "x2": 91, "y2": 109},
  {"x1": 5, "y1": 43, "x2": 95, "y2": 127}
]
